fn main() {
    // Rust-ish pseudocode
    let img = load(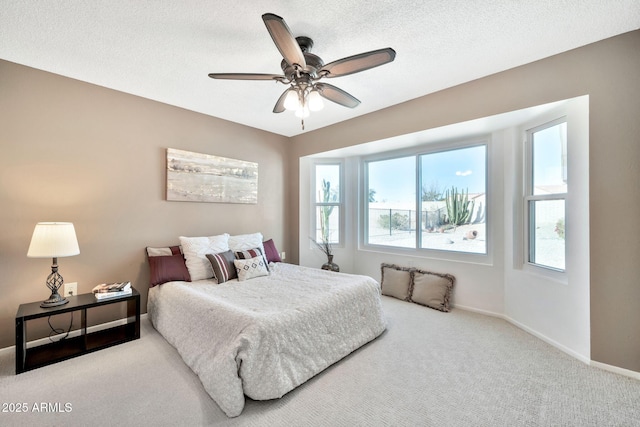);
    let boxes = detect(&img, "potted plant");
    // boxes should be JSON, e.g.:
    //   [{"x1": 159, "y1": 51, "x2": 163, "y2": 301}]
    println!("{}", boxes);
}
[
  {"x1": 312, "y1": 179, "x2": 340, "y2": 272},
  {"x1": 311, "y1": 235, "x2": 339, "y2": 272}
]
